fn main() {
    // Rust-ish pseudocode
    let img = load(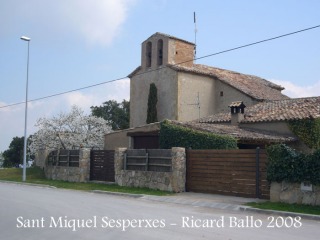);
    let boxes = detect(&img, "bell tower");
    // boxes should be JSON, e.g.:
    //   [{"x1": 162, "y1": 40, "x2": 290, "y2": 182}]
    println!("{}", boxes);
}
[
  {"x1": 130, "y1": 33, "x2": 195, "y2": 128},
  {"x1": 141, "y1": 32, "x2": 195, "y2": 71}
]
